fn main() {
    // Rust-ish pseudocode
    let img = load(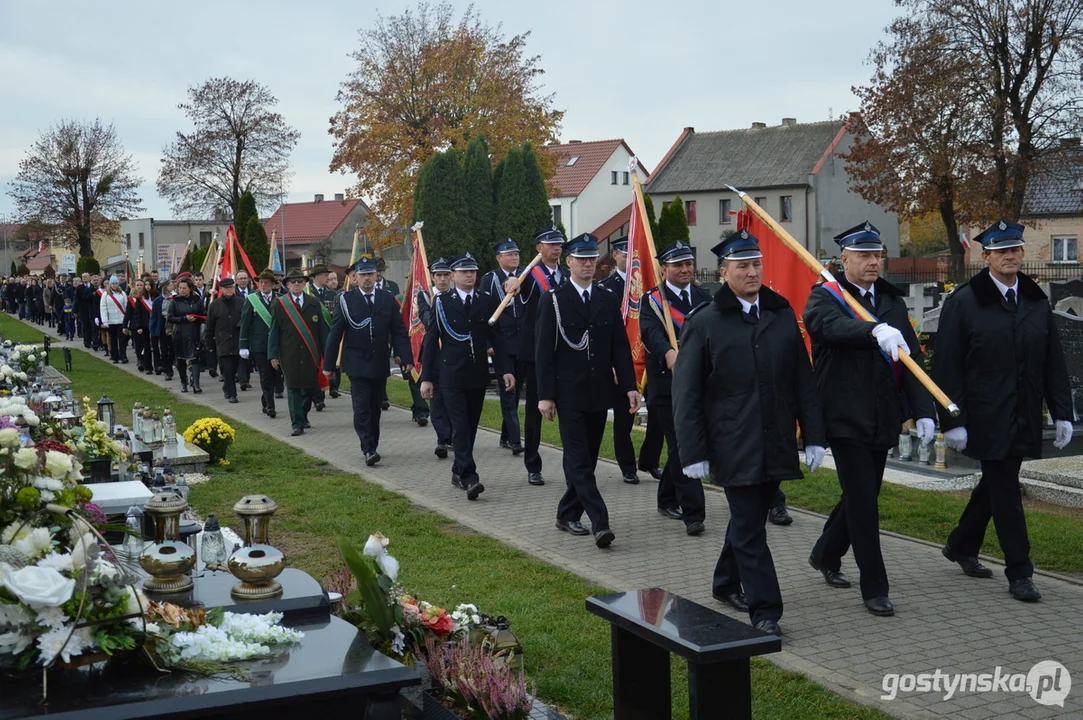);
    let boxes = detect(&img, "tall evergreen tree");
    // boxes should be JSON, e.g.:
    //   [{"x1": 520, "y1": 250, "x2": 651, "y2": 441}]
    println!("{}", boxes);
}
[
  {"x1": 414, "y1": 148, "x2": 471, "y2": 261},
  {"x1": 413, "y1": 153, "x2": 436, "y2": 222},
  {"x1": 245, "y1": 217, "x2": 270, "y2": 271},
  {"x1": 642, "y1": 193, "x2": 659, "y2": 240},
  {"x1": 656, "y1": 194, "x2": 690, "y2": 246},
  {"x1": 491, "y1": 156, "x2": 506, "y2": 204},
  {"x1": 462, "y1": 136, "x2": 496, "y2": 268},
  {"x1": 521, "y1": 143, "x2": 554, "y2": 237},
  {"x1": 234, "y1": 191, "x2": 257, "y2": 246},
  {"x1": 494, "y1": 148, "x2": 536, "y2": 254}
]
